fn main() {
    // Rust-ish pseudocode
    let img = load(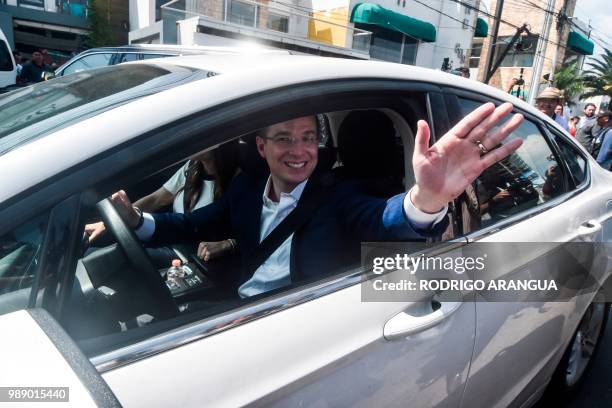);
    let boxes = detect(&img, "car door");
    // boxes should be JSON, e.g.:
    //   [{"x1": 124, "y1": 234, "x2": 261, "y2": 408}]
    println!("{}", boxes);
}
[
  {"x1": 445, "y1": 92, "x2": 611, "y2": 408},
  {"x1": 38, "y1": 81, "x2": 476, "y2": 407}
]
